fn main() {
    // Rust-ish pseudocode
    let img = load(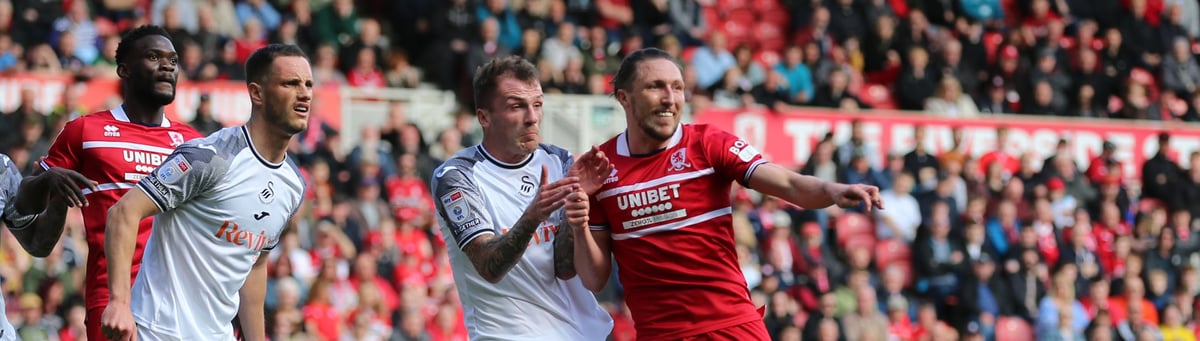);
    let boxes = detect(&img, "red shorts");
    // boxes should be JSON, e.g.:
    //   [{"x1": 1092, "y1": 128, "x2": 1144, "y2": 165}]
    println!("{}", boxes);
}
[
  {"x1": 674, "y1": 320, "x2": 770, "y2": 341},
  {"x1": 86, "y1": 306, "x2": 105, "y2": 341}
]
